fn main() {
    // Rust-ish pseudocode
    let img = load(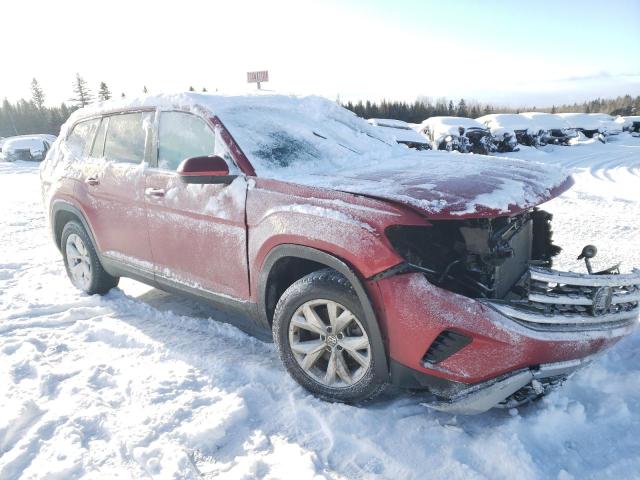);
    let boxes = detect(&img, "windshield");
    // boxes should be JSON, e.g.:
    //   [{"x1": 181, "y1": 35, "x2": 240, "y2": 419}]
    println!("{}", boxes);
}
[{"x1": 215, "y1": 96, "x2": 400, "y2": 174}]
